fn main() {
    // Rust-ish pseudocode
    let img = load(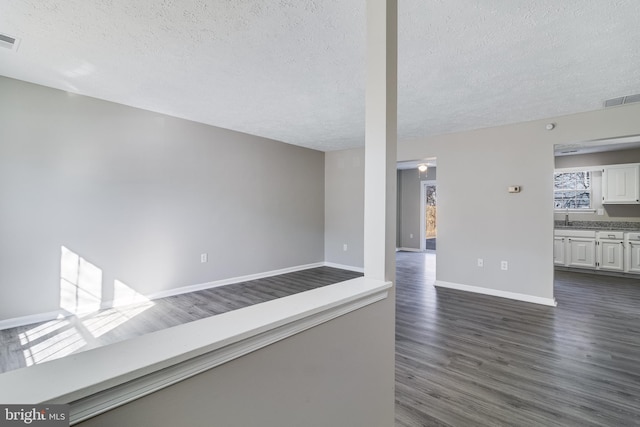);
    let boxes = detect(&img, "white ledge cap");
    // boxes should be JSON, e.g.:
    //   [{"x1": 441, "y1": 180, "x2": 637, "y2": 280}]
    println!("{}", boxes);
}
[{"x1": 0, "y1": 276, "x2": 392, "y2": 412}]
